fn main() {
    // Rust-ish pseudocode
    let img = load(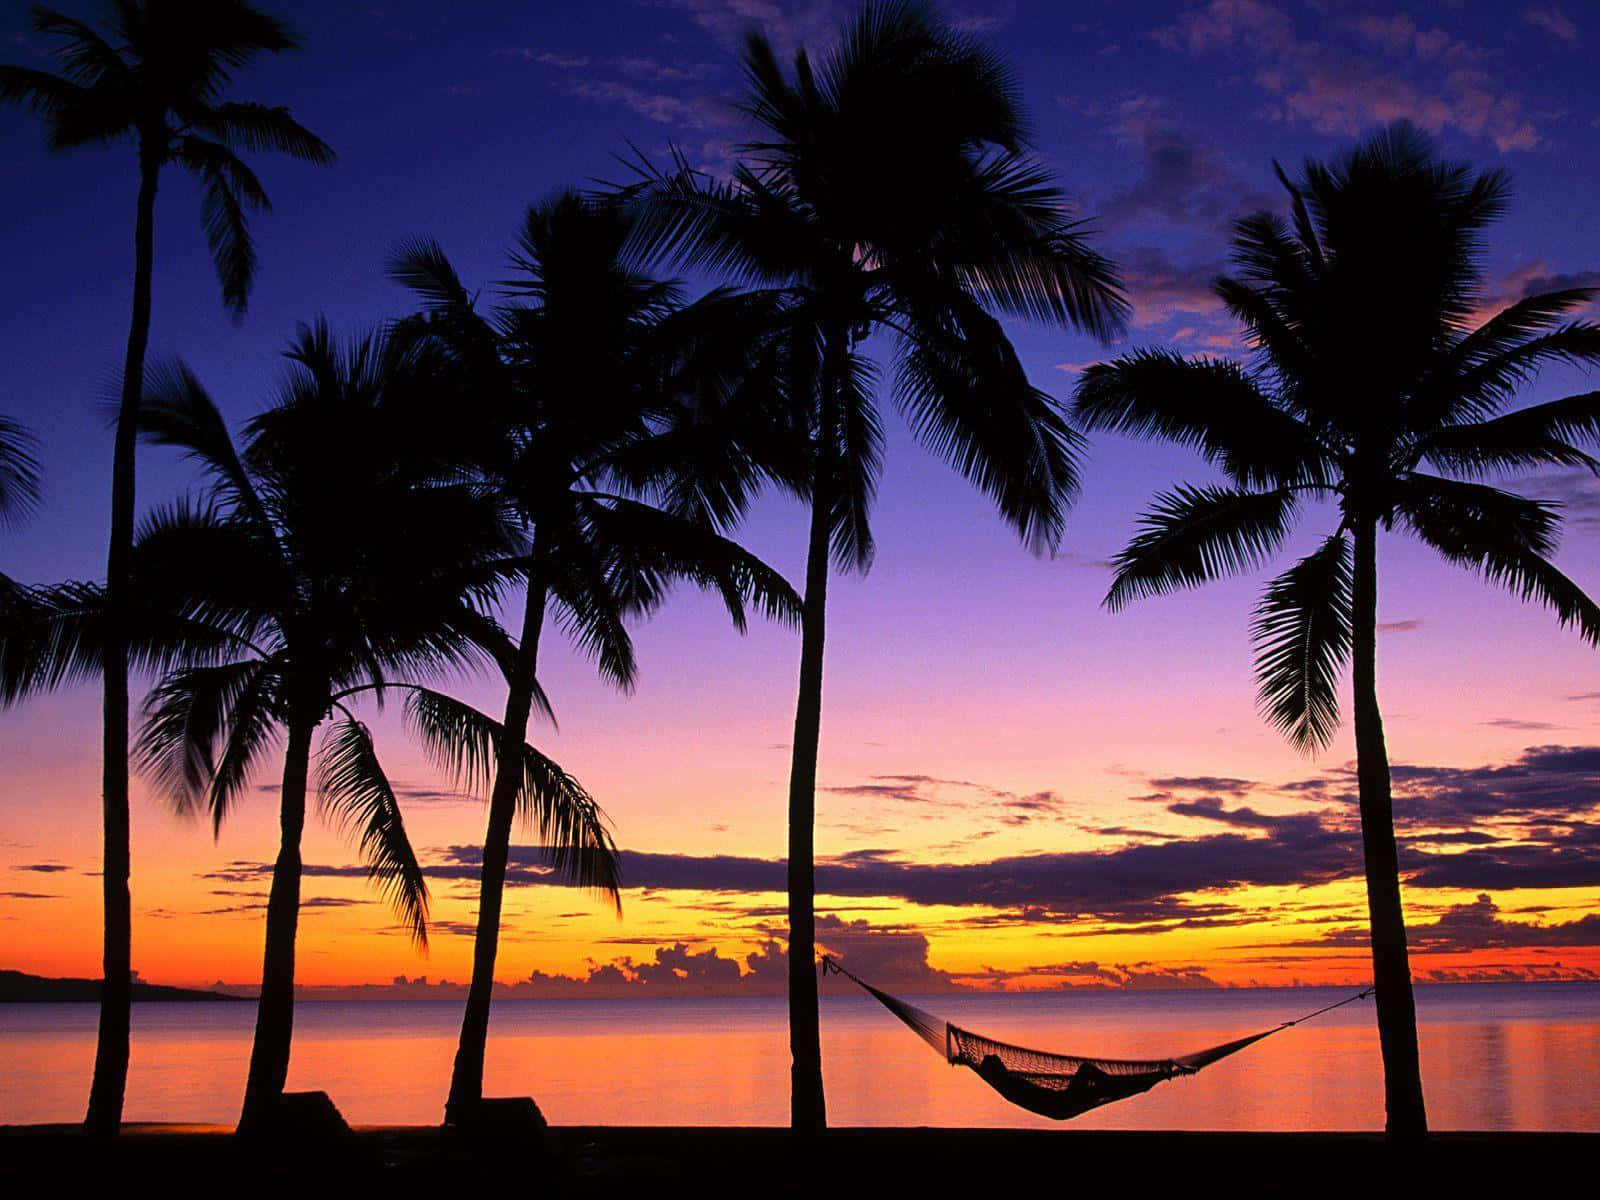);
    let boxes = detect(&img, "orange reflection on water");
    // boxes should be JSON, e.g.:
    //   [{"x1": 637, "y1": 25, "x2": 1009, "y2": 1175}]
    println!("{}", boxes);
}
[{"x1": 2, "y1": 985, "x2": 1596, "y2": 1129}]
